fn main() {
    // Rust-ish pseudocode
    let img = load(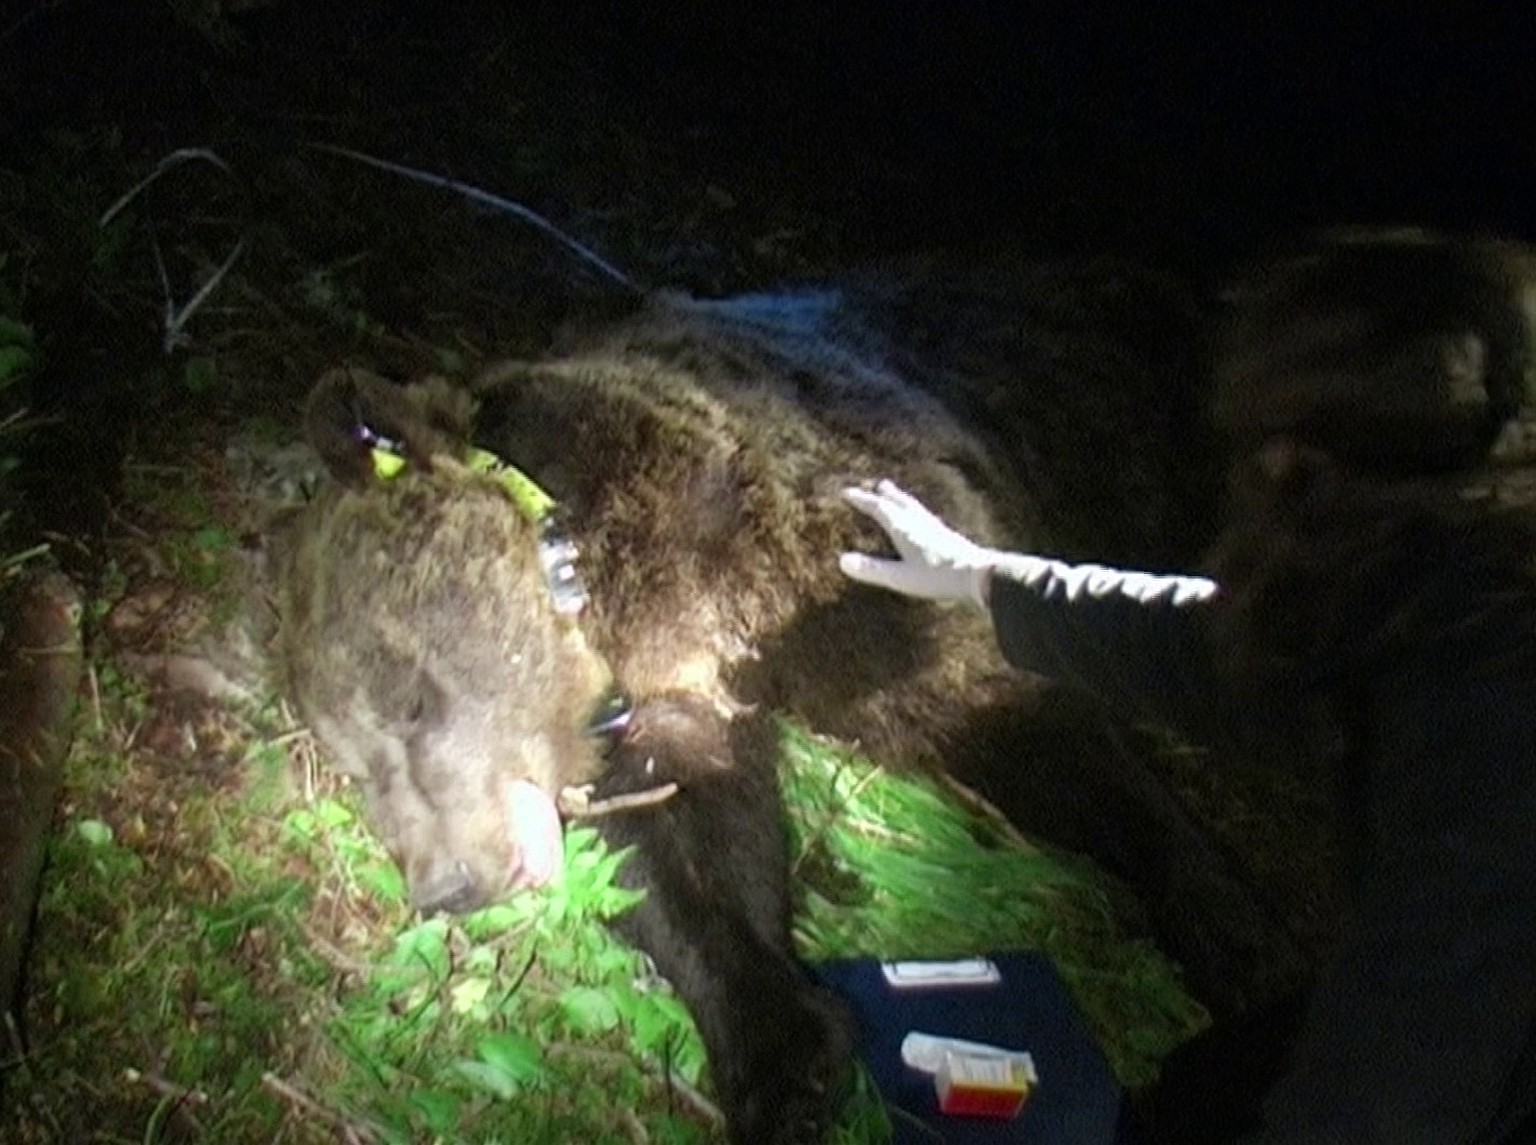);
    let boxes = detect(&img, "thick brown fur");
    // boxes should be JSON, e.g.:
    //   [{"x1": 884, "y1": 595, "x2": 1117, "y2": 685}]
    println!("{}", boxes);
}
[{"x1": 271, "y1": 262, "x2": 1296, "y2": 1142}]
